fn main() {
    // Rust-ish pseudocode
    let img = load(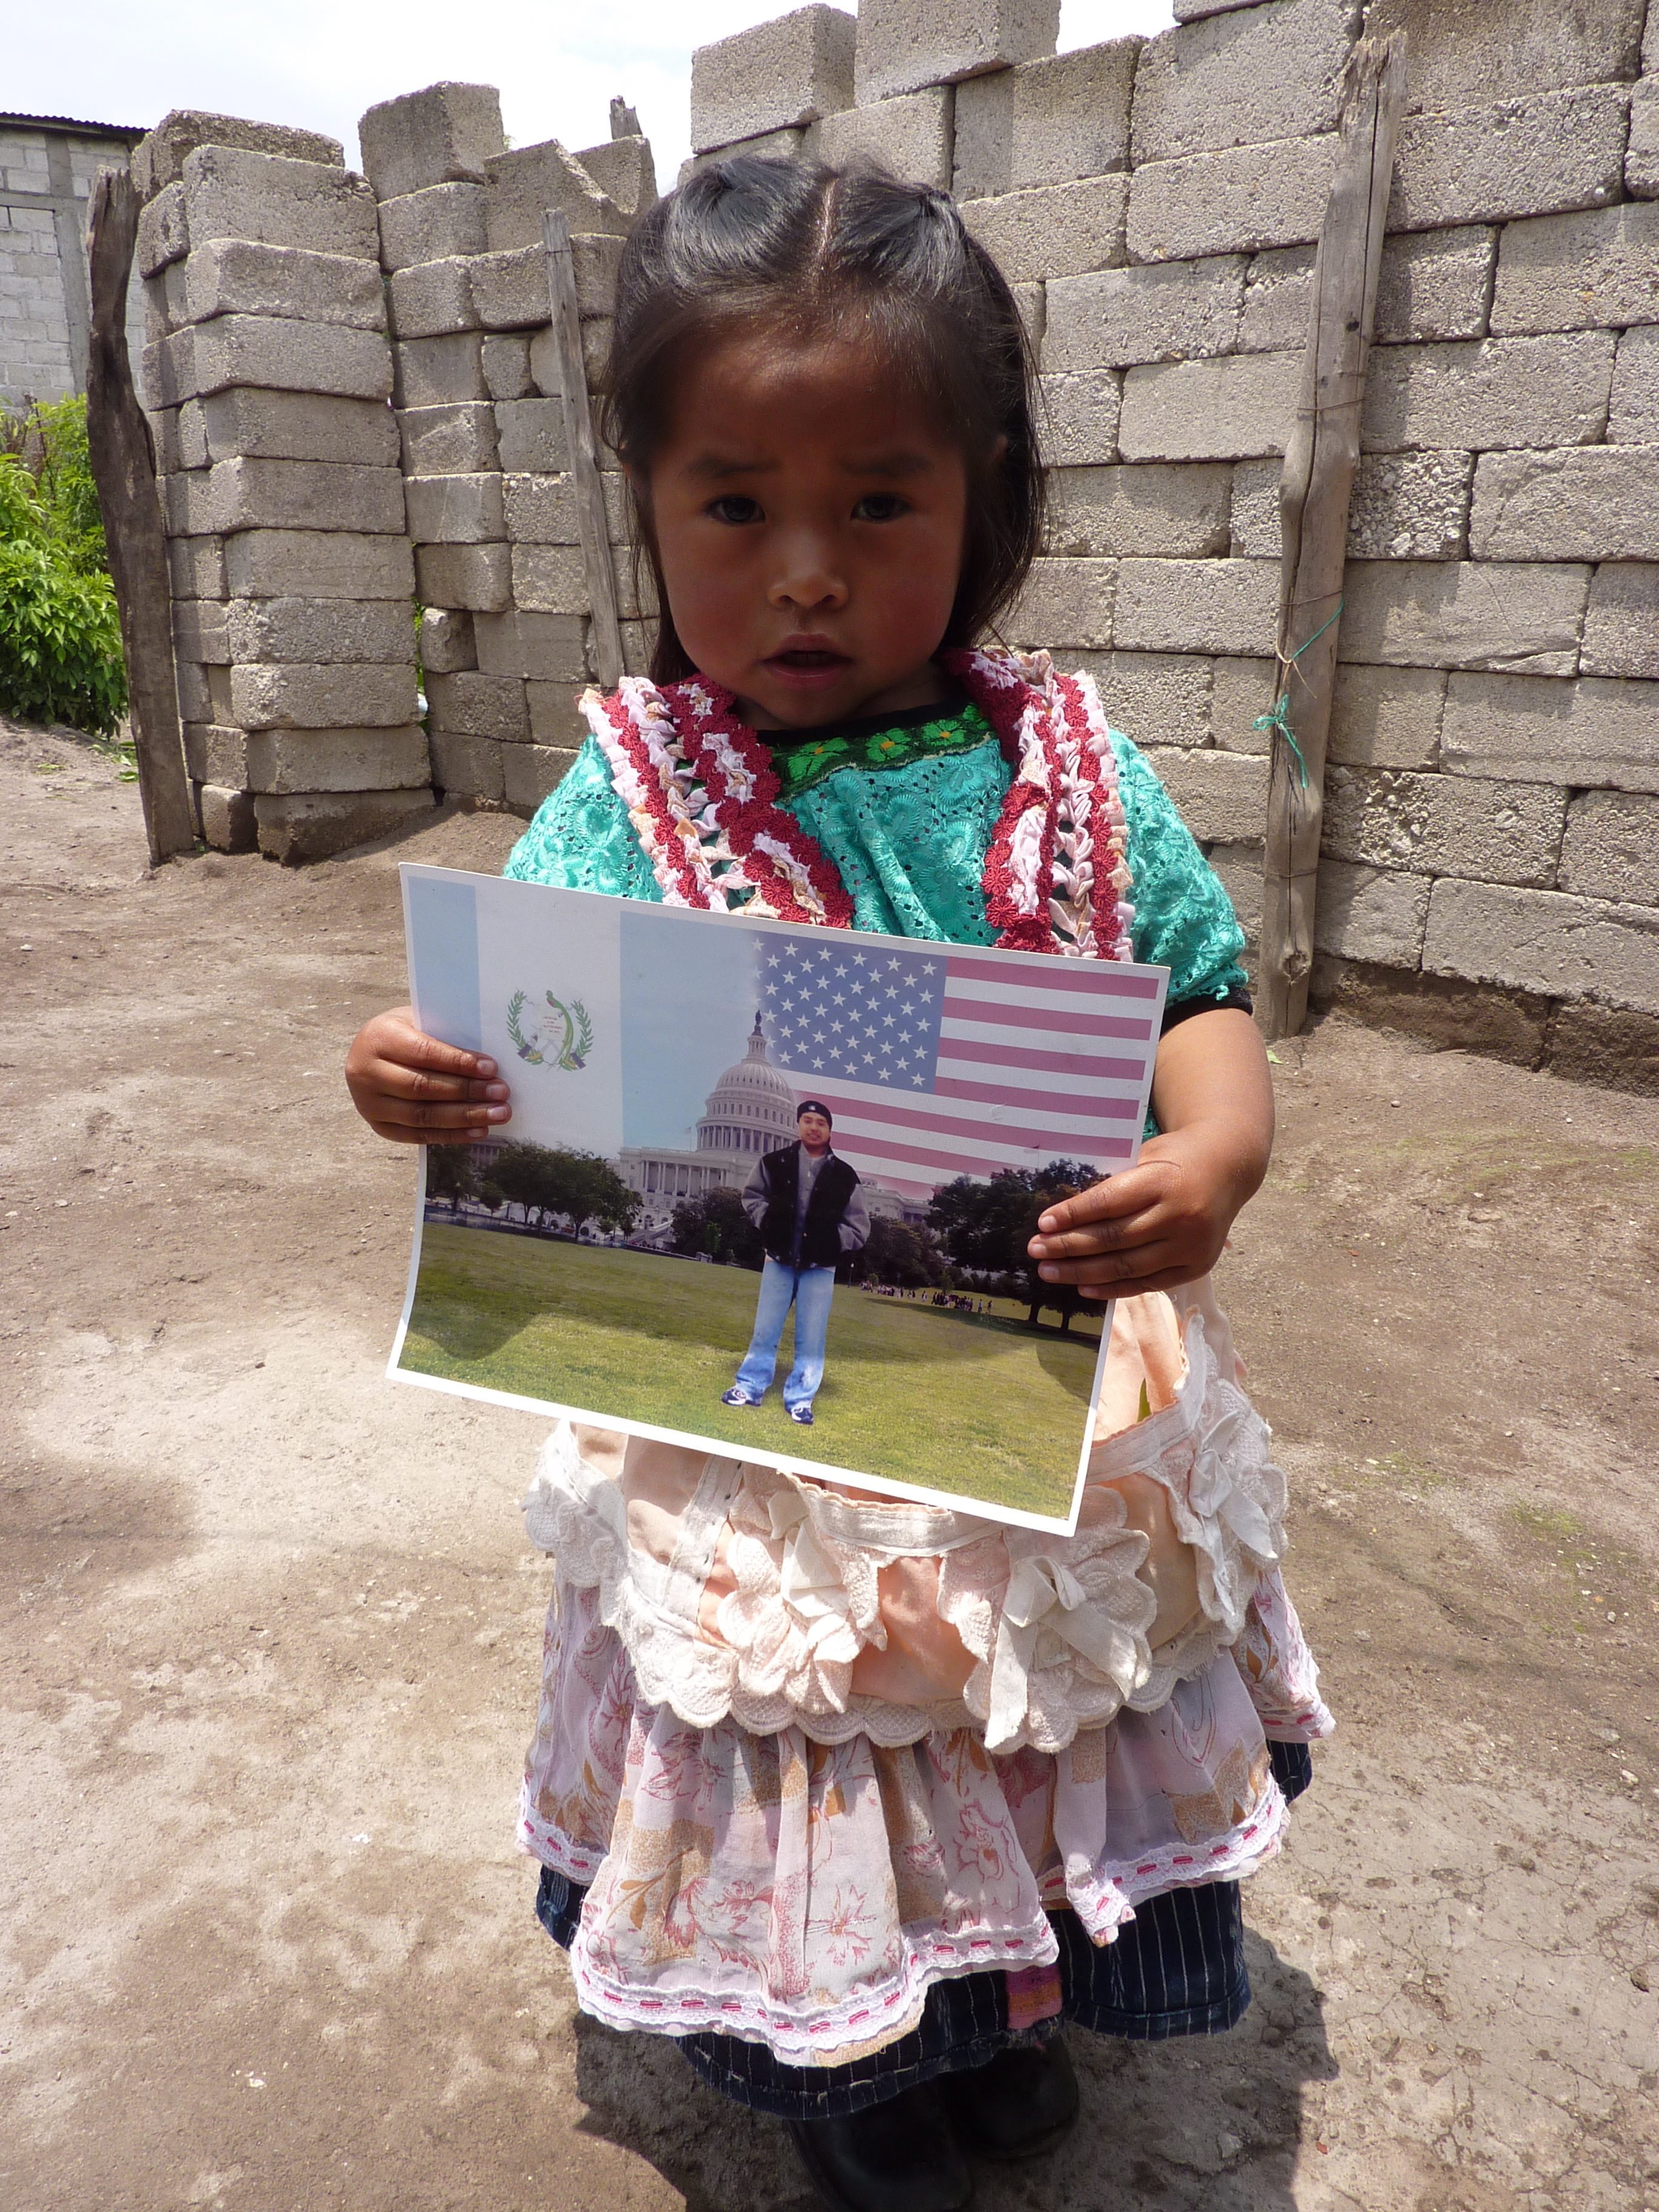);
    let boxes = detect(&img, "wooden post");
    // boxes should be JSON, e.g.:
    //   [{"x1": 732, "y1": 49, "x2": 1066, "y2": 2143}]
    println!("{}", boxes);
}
[
  {"x1": 543, "y1": 209, "x2": 624, "y2": 692},
  {"x1": 84, "y1": 164, "x2": 196, "y2": 865},
  {"x1": 1257, "y1": 33, "x2": 1407, "y2": 1039}
]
